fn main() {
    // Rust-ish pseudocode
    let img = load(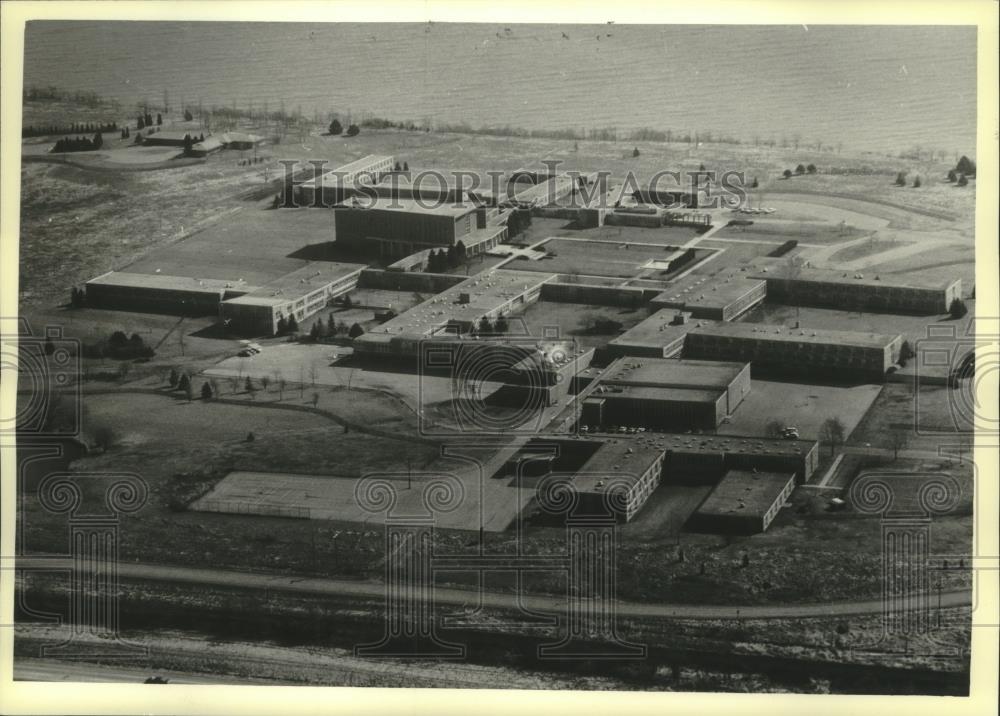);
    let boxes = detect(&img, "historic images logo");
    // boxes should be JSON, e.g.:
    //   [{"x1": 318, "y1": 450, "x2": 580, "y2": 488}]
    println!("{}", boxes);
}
[{"x1": 277, "y1": 158, "x2": 748, "y2": 211}]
